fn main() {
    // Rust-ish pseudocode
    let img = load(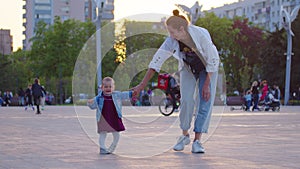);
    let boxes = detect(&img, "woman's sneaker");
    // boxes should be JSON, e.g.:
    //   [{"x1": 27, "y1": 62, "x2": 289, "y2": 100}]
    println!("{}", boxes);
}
[
  {"x1": 191, "y1": 140, "x2": 205, "y2": 153},
  {"x1": 173, "y1": 135, "x2": 190, "y2": 151}
]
